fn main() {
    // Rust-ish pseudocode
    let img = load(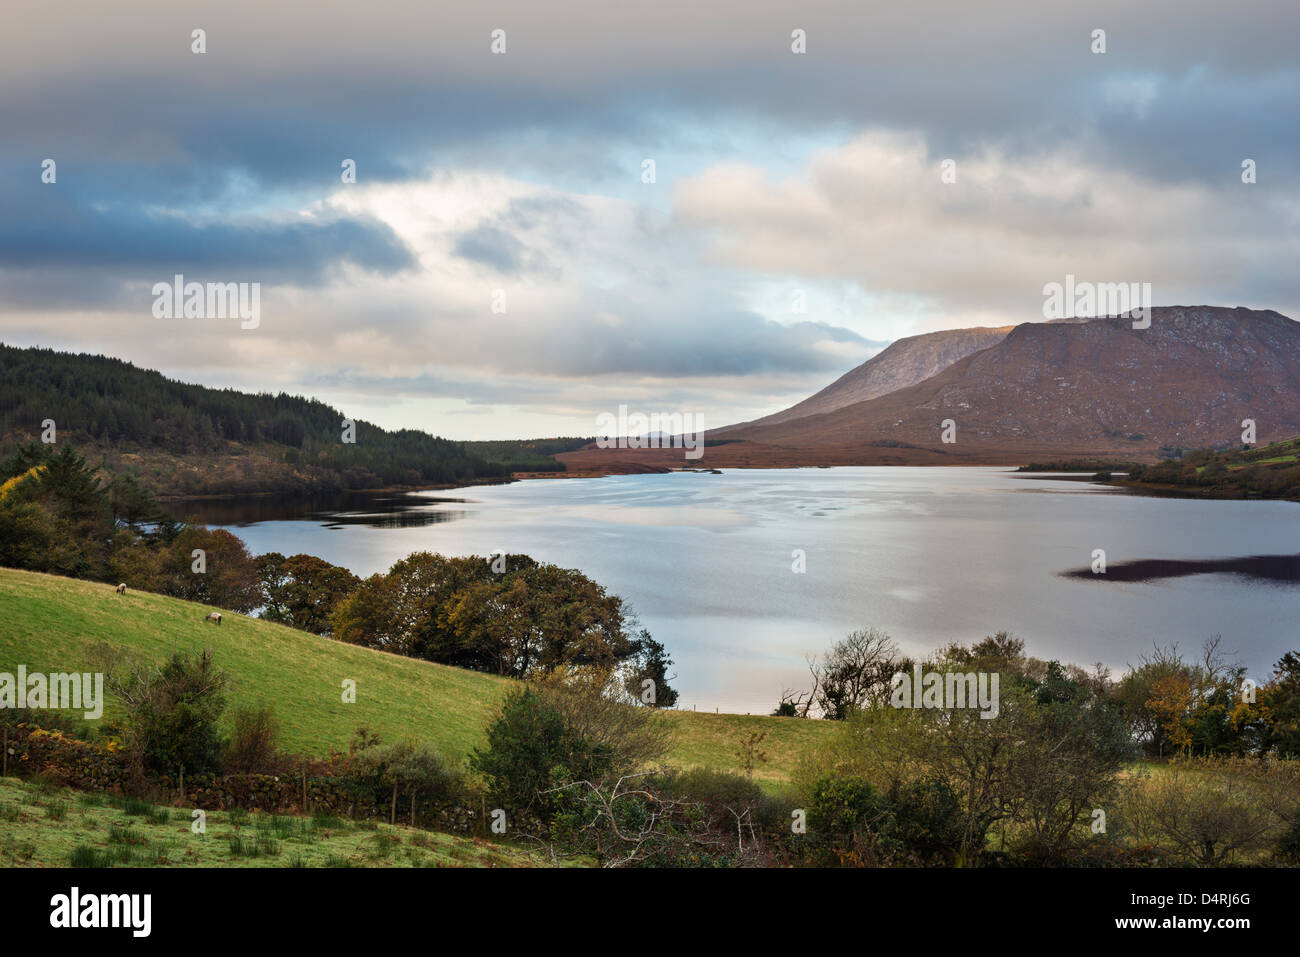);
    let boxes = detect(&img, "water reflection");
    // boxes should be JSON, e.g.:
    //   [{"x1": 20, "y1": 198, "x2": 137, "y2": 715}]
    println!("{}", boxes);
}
[{"x1": 162, "y1": 490, "x2": 469, "y2": 529}]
